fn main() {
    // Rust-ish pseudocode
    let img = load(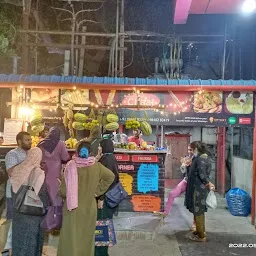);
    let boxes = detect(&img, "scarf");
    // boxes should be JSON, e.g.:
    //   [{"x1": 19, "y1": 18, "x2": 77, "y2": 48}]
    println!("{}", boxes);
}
[
  {"x1": 64, "y1": 156, "x2": 96, "y2": 211},
  {"x1": 37, "y1": 127, "x2": 60, "y2": 154},
  {"x1": 10, "y1": 147, "x2": 45, "y2": 195}
]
